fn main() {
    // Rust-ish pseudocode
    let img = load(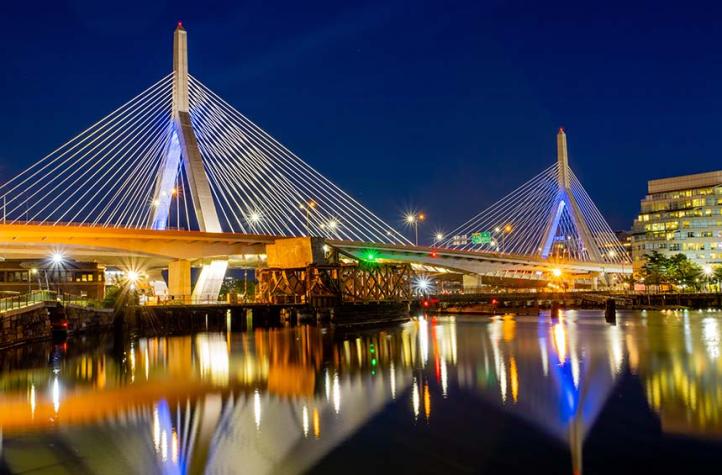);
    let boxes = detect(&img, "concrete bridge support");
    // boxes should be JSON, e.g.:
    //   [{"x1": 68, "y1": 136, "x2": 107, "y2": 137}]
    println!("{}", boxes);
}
[{"x1": 168, "y1": 259, "x2": 192, "y2": 298}]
